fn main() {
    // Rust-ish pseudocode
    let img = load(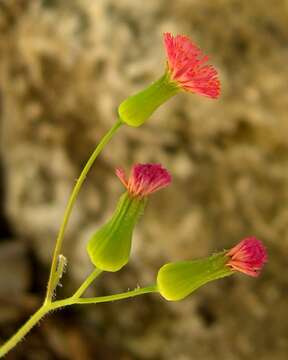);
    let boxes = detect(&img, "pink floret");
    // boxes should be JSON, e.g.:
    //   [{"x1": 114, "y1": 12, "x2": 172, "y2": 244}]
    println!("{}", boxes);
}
[
  {"x1": 116, "y1": 163, "x2": 171, "y2": 198},
  {"x1": 163, "y1": 32, "x2": 220, "y2": 99},
  {"x1": 226, "y1": 237, "x2": 267, "y2": 277}
]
